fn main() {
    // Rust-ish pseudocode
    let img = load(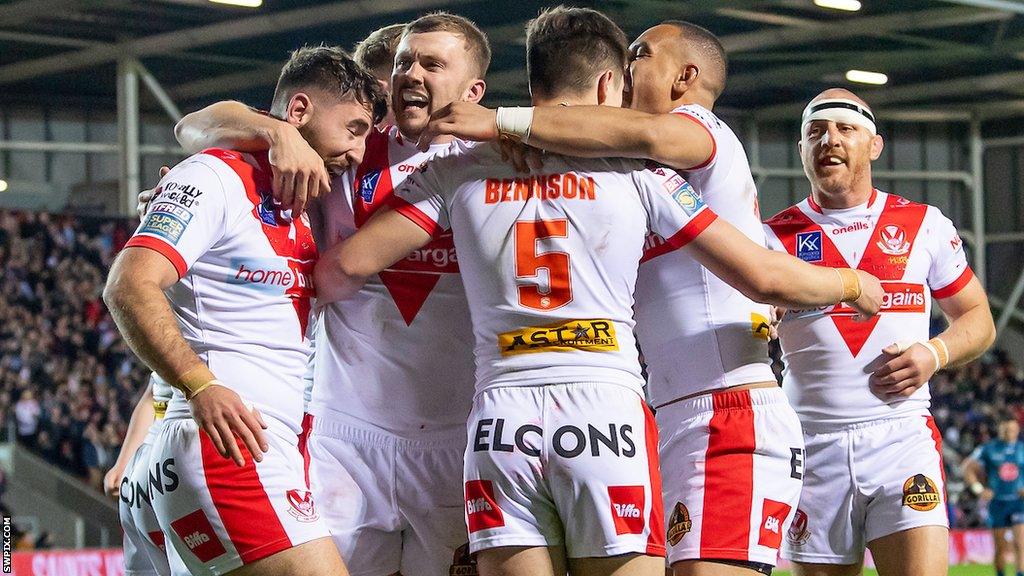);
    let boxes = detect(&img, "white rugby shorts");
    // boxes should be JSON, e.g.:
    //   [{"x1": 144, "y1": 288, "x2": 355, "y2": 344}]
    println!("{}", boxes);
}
[
  {"x1": 657, "y1": 387, "x2": 804, "y2": 567},
  {"x1": 148, "y1": 417, "x2": 329, "y2": 576},
  {"x1": 306, "y1": 414, "x2": 468, "y2": 576},
  {"x1": 120, "y1": 437, "x2": 171, "y2": 576},
  {"x1": 464, "y1": 382, "x2": 665, "y2": 558},
  {"x1": 782, "y1": 412, "x2": 948, "y2": 565}
]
